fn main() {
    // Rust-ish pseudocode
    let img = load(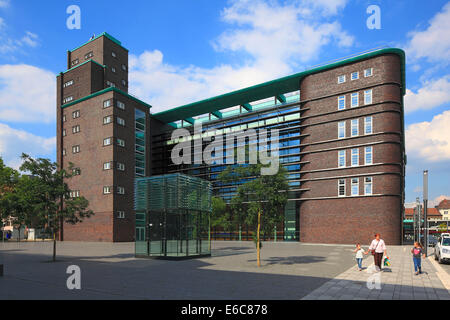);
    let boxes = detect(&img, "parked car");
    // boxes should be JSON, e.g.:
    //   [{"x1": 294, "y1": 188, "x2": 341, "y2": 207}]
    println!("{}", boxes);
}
[
  {"x1": 428, "y1": 235, "x2": 438, "y2": 247},
  {"x1": 434, "y1": 236, "x2": 450, "y2": 264}
]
